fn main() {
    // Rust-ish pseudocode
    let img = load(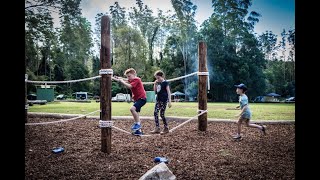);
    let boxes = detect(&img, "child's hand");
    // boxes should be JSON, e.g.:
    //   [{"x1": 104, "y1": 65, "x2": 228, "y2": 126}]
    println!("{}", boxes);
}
[
  {"x1": 113, "y1": 76, "x2": 120, "y2": 81},
  {"x1": 115, "y1": 76, "x2": 125, "y2": 81},
  {"x1": 168, "y1": 102, "x2": 172, "y2": 108}
]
